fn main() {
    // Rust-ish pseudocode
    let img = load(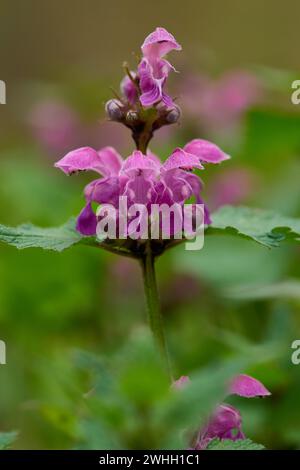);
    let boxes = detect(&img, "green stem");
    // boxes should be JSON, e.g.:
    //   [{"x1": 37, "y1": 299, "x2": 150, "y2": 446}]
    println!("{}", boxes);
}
[{"x1": 141, "y1": 243, "x2": 172, "y2": 381}]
